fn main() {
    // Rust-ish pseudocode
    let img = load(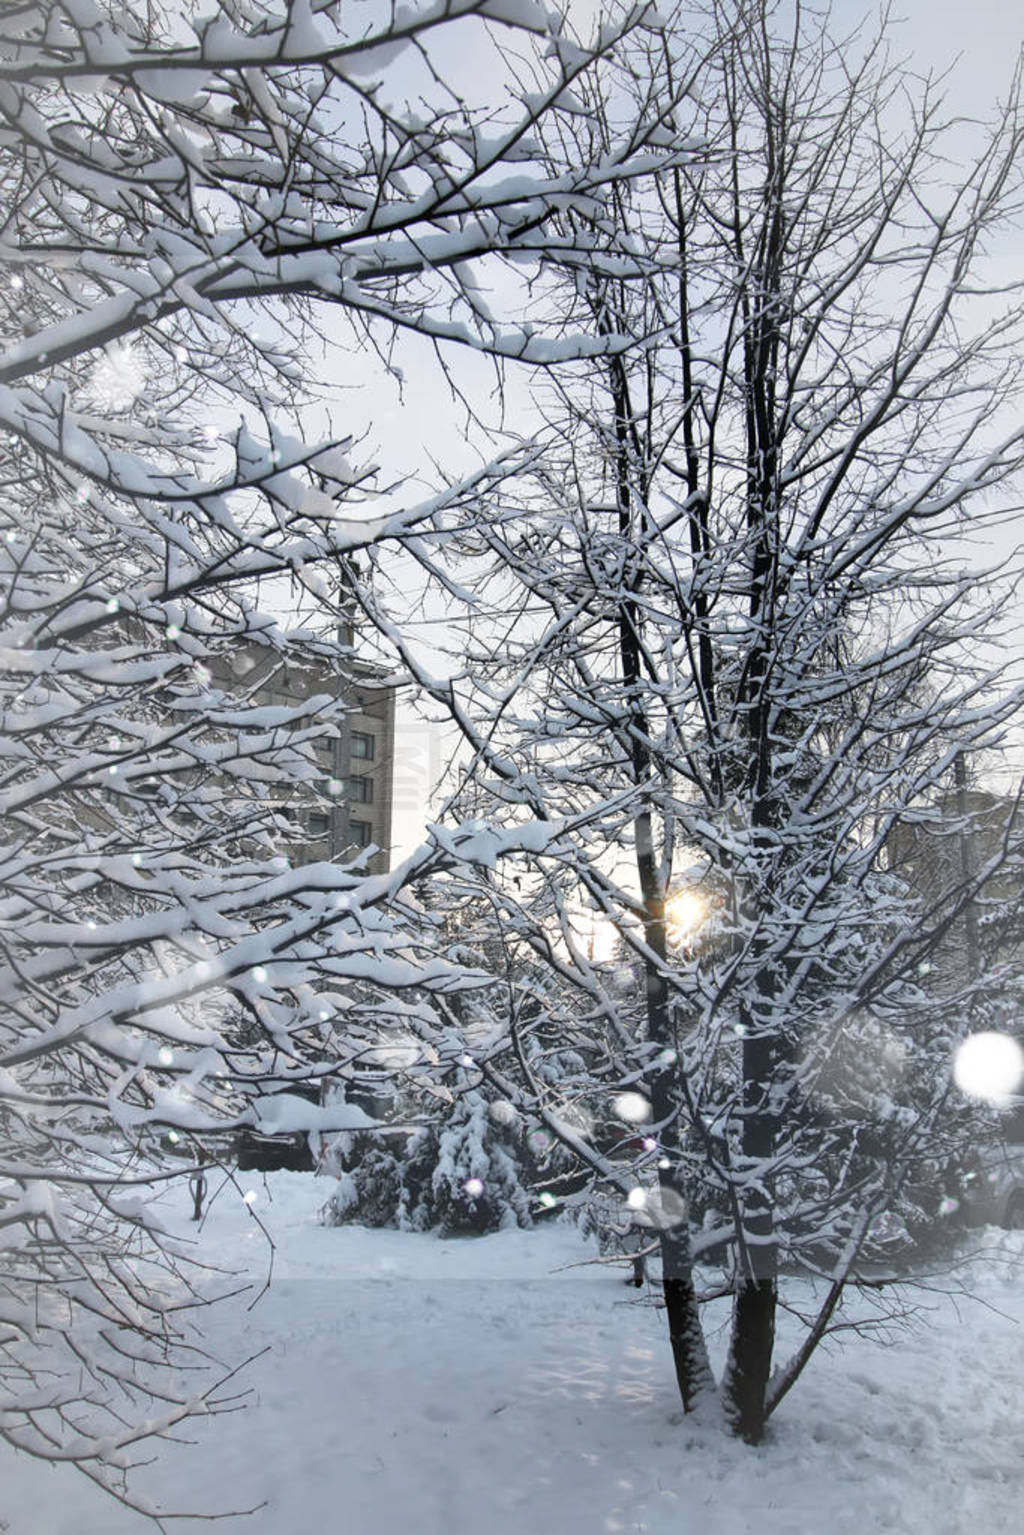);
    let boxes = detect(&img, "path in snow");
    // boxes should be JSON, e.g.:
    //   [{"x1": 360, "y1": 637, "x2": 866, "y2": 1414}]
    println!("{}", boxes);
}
[{"x1": 3, "y1": 1171, "x2": 1022, "y2": 1535}]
